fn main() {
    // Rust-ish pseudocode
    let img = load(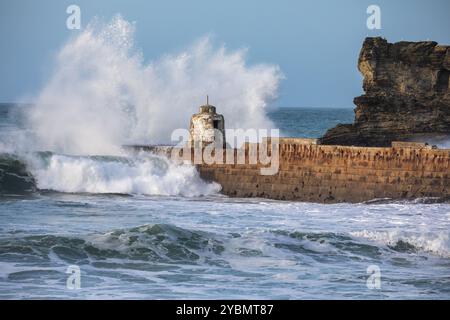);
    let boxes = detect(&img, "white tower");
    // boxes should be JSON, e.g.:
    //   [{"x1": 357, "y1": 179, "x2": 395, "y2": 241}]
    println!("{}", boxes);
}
[{"x1": 188, "y1": 96, "x2": 226, "y2": 148}]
